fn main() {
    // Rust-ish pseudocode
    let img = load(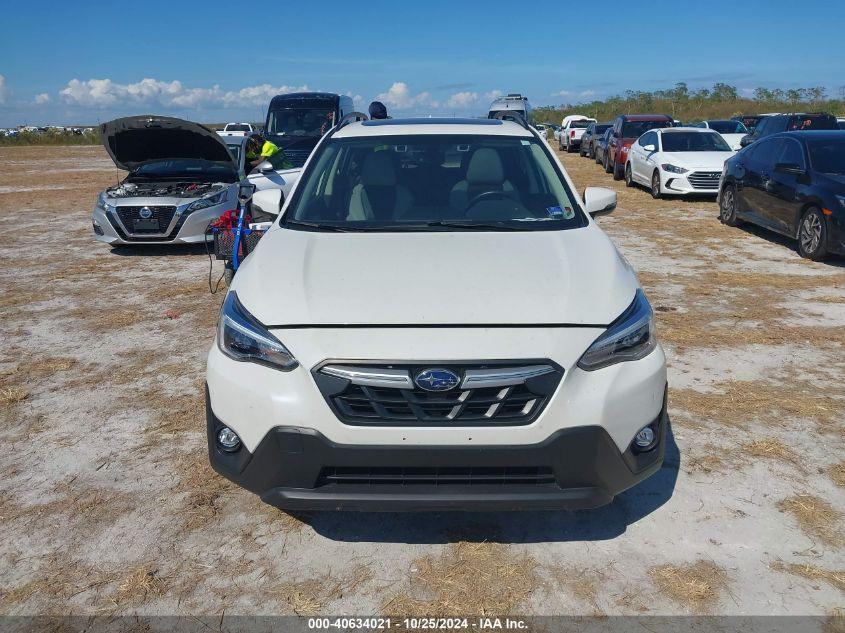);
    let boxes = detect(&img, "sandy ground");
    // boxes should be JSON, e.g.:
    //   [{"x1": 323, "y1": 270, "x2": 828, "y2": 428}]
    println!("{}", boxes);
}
[{"x1": 0, "y1": 144, "x2": 843, "y2": 619}]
